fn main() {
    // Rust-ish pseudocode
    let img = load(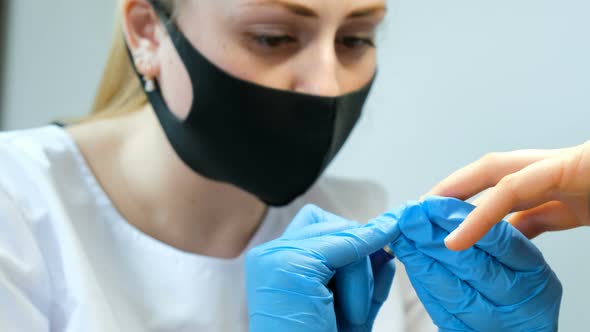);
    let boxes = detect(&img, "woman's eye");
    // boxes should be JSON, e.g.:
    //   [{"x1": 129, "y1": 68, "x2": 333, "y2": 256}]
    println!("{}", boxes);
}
[
  {"x1": 337, "y1": 36, "x2": 376, "y2": 49},
  {"x1": 253, "y1": 34, "x2": 297, "y2": 48}
]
